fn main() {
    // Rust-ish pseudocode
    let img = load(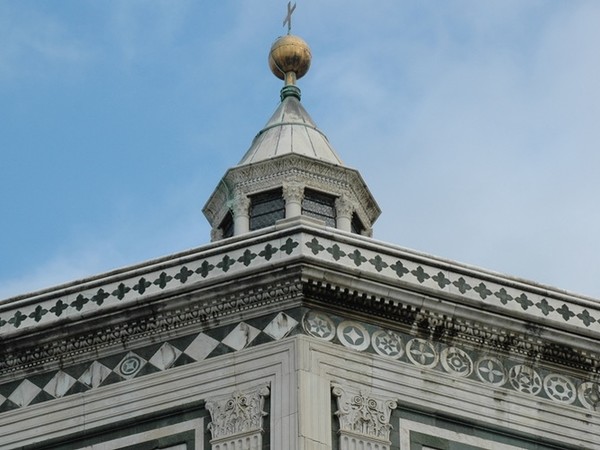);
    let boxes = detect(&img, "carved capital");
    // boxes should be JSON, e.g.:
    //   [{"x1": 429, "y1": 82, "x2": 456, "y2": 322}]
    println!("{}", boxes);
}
[
  {"x1": 231, "y1": 193, "x2": 250, "y2": 218},
  {"x1": 206, "y1": 384, "x2": 270, "y2": 442},
  {"x1": 282, "y1": 182, "x2": 305, "y2": 203},
  {"x1": 332, "y1": 383, "x2": 397, "y2": 444},
  {"x1": 335, "y1": 195, "x2": 354, "y2": 218}
]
